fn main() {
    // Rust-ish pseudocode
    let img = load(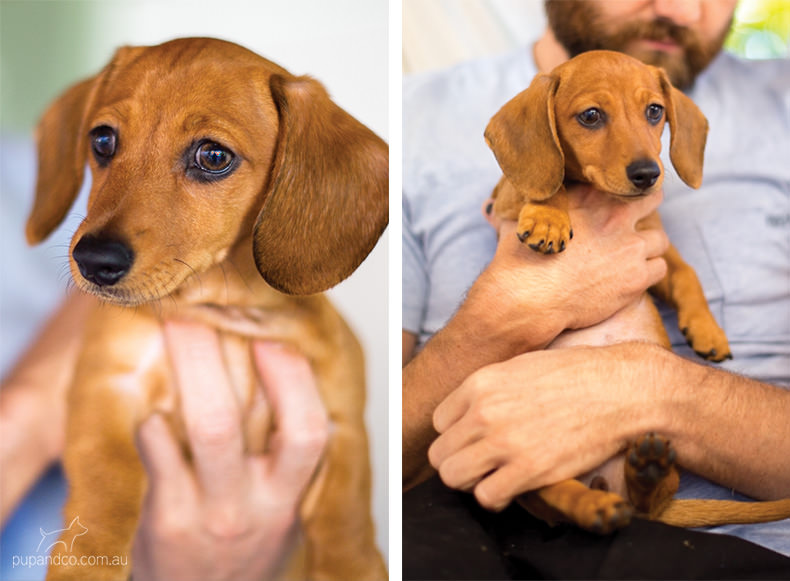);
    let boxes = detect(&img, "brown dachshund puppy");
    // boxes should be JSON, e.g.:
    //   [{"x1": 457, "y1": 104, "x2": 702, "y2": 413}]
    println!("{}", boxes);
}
[
  {"x1": 485, "y1": 50, "x2": 790, "y2": 533},
  {"x1": 26, "y1": 38, "x2": 387, "y2": 579}
]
